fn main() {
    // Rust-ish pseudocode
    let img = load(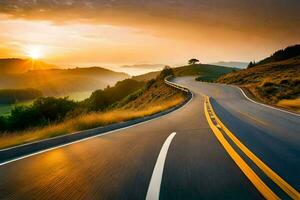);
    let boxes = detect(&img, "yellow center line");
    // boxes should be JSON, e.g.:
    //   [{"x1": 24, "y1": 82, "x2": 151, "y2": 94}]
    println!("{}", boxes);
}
[
  {"x1": 206, "y1": 96, "x2": 300, "y2": 199},
  {"x1": 204, "y1": 97, "x2": 279, "y2": 200}
]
